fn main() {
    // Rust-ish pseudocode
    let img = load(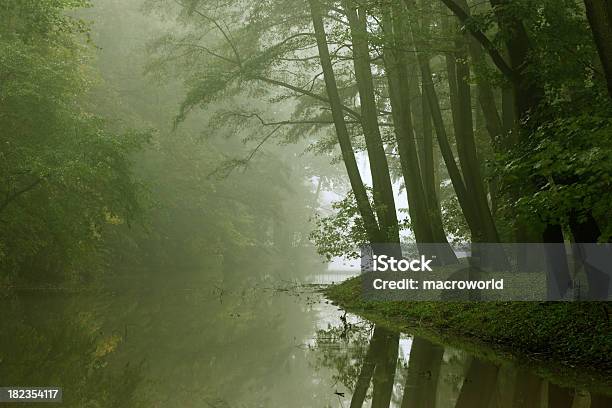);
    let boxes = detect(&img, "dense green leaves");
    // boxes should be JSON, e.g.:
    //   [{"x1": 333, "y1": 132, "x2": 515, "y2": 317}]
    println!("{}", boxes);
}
[
  {"x1": 499, "y1": 106, "x2": 612, "y2": 240},
  {"x1": 0, "y1": 0, "x2": 148, "y2": 282}
]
